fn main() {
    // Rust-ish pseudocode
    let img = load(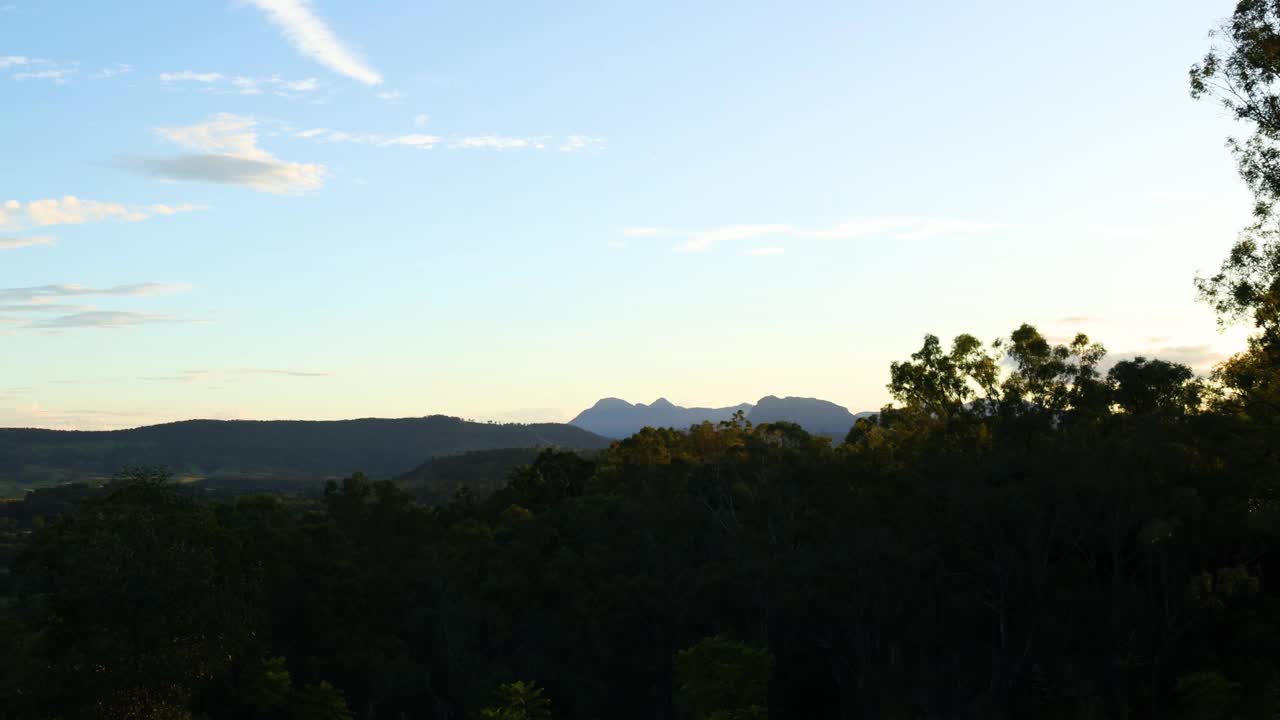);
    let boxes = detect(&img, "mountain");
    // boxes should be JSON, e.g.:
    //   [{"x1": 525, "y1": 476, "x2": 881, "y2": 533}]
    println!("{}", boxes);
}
[
  {"x1": 569, "y1": 397, "x2": 753, "y2": 438},
  {"x1": 746, "y1": 395, "x2": 873, "y2": 437},
  {"x1": 0, "y1": 416, "x2": 610, "y2": 494},
  {"x1": 570, "y1": 395, "x2": 872, "y2": 438}
]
